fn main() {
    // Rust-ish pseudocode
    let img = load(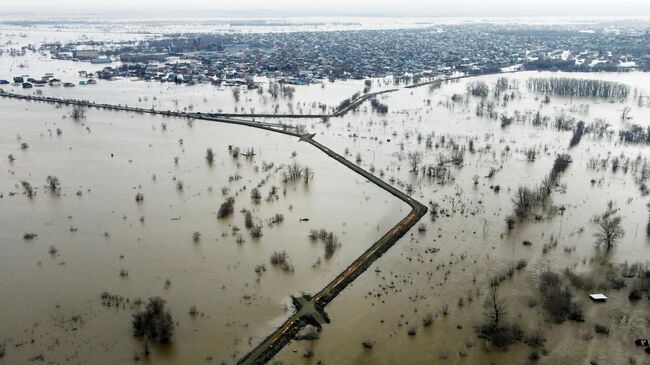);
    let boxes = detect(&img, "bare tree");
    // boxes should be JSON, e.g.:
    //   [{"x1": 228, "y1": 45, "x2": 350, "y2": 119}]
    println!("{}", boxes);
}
[
  {"x1": 284, "y1": 162, "x2": 304, "y2": 182},
  {"x1": 485, "y1": 285, "x2": 507, "y2": 329},
  {"x1": 408, "y1": 151, "x2": 423, "y2": 173},
  {"x1": 477, "y1": 285, "x2": 522, "y2": 347},
  {"x1": 594, "y1": 215, "x2": 625, "y2": 250}
]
